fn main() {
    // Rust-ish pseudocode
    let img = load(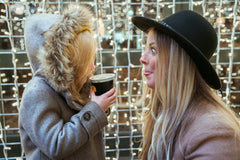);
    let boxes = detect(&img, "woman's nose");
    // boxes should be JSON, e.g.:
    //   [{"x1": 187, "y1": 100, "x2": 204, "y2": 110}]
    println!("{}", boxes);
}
[{"x1": 140, "y1": 54, "x2": 147, "y2": 64}]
